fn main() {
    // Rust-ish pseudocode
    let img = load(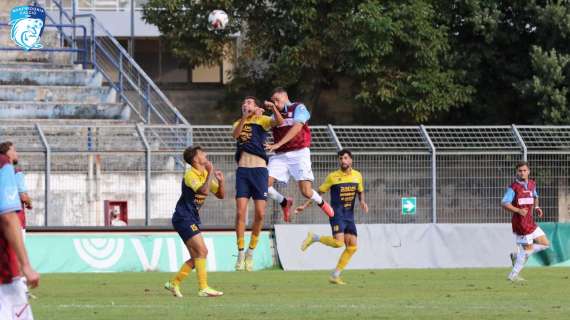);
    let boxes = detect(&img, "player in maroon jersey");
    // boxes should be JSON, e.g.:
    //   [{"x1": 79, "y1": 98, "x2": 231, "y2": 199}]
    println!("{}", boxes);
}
[
  {"x1": 264, "y1": 87, "x2": 334, "y2": 222},
  {"x1": 501, "y1": 161, "x2": 550, "y2": 282},
  {"x1": 0, "y1": 141, "x2": 39, "y2": 319}
]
